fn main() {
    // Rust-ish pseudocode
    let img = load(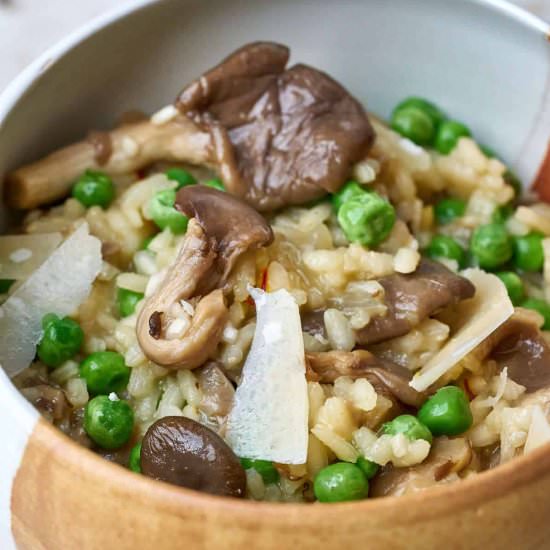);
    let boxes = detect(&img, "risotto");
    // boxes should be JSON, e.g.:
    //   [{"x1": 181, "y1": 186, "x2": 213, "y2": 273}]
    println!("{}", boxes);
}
[{"x1": 2, "y1": 41, "x2": 550, "y2": 503}]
